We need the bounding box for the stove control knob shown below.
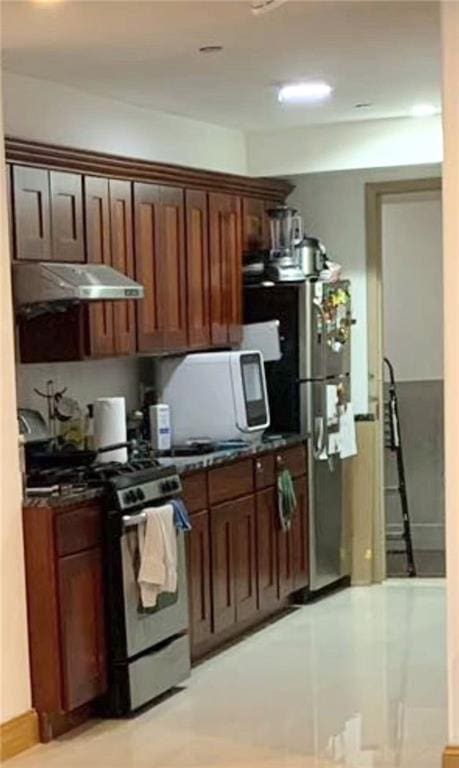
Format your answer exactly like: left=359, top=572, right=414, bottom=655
left=136, top=488, right=145, bottom=502
left=162, top=480, right=171, bottom=493
left=170, top=479, right=179, bottom=491
left=124, top=490, right=134, bottom=505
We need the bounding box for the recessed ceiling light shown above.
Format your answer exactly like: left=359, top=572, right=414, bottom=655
left=411, top=103, right=439, bottom=117
left=278, top=81, right=332, bottom=104
left=198, top=45, right=223, bottom=55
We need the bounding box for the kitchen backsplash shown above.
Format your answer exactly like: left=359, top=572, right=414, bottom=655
left=17, top=357, right=142, bottom=419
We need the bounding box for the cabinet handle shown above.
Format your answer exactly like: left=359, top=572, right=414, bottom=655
left=276, top=454, right=284, bottom=467
left=256, top=460, right=262, bottom=471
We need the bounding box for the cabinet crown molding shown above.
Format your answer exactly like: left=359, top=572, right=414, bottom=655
left=5, top=136, right=293, bottom=202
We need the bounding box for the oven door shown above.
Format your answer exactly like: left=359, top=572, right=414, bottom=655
left=119, top=516, right=189, bottom=661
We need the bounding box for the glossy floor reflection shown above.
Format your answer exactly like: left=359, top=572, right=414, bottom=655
left=10, top=580, right=447, bottom=768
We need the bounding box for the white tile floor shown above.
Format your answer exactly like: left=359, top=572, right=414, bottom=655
left=9, top=580, right=447, bottom=768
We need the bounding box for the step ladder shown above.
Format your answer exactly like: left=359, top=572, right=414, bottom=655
left=384, top=357, right=416, bottom=577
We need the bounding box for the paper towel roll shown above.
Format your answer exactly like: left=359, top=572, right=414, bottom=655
left=93, top=397, right=128, bottom=464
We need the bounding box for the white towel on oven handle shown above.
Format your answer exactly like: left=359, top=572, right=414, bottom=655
left=137, top=504, right=177, bottom=608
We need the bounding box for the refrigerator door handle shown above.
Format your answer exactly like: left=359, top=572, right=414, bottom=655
left=312, top=298, right=329, bottom=460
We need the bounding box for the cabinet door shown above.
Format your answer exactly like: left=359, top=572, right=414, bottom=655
left=233, top=495, right=257, bottom=623
left=186, top=510, right=212, bottom=651
left=85, top=176, right=115, bottom=357
left=12, top=165, right=52, bottom=261
left=50, top=171, right=85, bottom=262
left=210, top=501, right=236, bottom=633
left=292, top=475, right=309, bottom=590
left=226, top=196, right=243, bottom=346
left=110, top=179, right=136, bottom=355
left=185, top=189, right=210, bottom=348
left=159, top=185, right=187, bottom=349
left=134, top=182, right=161, bottom=351
left=278, top=525, right=294, bottom=600
left=256, top=488, right=279, bottom=611
left=209, top=193, right=242, bottom=347
left=242, top=197, right=270, bottom=252
left=58, top=548, right=107, bottom=711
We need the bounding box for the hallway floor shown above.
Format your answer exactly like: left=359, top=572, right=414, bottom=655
left=9, top=580, right=447, bottom=768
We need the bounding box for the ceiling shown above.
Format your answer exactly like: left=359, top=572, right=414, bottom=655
left=1, top=1, right=441, bottom=132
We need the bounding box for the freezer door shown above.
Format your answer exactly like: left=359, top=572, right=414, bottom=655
left=308, top=447, right=346, bottom=592
left=310, top=280, right=352, bottom=380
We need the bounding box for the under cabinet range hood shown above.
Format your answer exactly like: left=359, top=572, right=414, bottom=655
left=13, top=262, right=144, bottom=315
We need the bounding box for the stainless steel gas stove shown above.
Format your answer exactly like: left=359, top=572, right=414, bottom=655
left=29, top=459, right=191, bottom=717
left=103, top=461, right=190, bottom=716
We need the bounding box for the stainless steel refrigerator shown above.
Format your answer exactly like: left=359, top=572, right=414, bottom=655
left=244, top=278, right=353, bottom=593
left=299, top=278, right=352, bottom=592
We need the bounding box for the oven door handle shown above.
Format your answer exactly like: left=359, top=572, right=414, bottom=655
left=122, top=512, right=147, bottom=529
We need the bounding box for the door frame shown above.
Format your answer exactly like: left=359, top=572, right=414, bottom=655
left=365, top=176, right=442, bottom=578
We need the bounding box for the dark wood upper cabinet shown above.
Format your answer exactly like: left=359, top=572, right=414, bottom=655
left=159, top=185, right=187, bottom=349
left=12, top=165, right=52, bottom=261
left=57, top=548, right=107, bottom=712
left=134, top=182, right=161, bottom=351
left=110, top=179, right=136, bottom=356
left=85, top=176, right=115, bottom=357
left=186, top=509, right=213, bottom=653
left=134, top=183, right=186, bottom=352
left=208, top=192, right=242, bottom=347
left=242, top=197, right=270, bottom=253
left=50, top=171, right=85, bottom=263
left=185, top=189, right=210, bottom=349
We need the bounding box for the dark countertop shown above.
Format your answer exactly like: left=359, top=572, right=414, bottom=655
left=23, top=487, right=105, bottom=510
left=167, top=433, right=307, bottom=476
left=23, top=434, right=307, bottom=508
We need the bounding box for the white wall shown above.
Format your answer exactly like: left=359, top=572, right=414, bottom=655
left=442, top=0, right=459, bottom=747
left=17, top=357, right=141, bottom=421
left=2, top=72, right=247, bottom=175
left=382, top=191, right=443, bottom=382
left=247, top=115, right=442, bottom=177
left=289, top=164, right=441, bottom=415
left=0, top=70, right=31, bottom=722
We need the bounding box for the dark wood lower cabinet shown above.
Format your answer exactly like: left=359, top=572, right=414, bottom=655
left=233, top=495, right=257, bottom=623
left=187, top=448, right=310, bottom=660
left=210, top=494, right=257, bottom=633
left=186, top=510, right=213, bottom=651
left=256, top=488, right=279, bottom=611
left=58, top=548, right=107, bottom=711
left=210, top=501, right=236, bottom=633
left=23, top=500, right=107, bottom=741
left=278, top=525, right=294, bottom=599
left=292, top=476, right=309, bottom=590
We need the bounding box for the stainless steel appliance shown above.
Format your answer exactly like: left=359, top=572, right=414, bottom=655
left=26, top=458, right=191, bottom=715
left=266, top=205, right=305, bottom=283
left=244, top=278, right=353, bottom=593
left=104, top=463, right=190, bottom=715
left=13, top=262, right=144, bottom=315
left=296, top=236, right=327, bottom=277
left=151, top=351, right=270, bottom=445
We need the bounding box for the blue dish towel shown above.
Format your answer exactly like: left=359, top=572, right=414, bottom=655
left=171, top=498, right=192, bottom=532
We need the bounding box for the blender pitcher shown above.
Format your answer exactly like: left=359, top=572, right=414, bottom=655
left=267, top=205, right=303, bottom=253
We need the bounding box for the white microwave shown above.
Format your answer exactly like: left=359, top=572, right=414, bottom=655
left=156, top=351, right=270, bottom=445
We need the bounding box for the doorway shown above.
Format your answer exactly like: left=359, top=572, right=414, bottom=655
left=366, top=178, right=444, bottom=578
